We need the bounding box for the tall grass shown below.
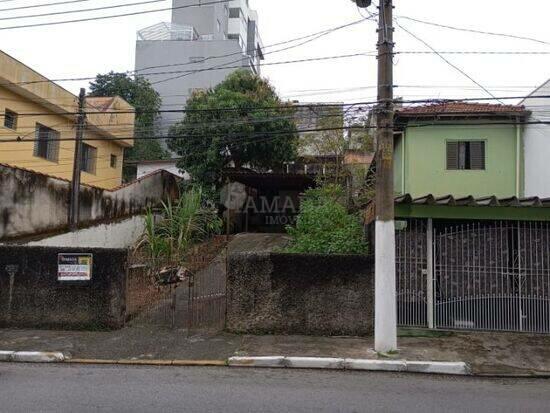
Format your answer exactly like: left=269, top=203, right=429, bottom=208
left=135, top=187, right=223, bottom=265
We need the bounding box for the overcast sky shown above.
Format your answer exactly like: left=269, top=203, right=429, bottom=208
left=1, top=0, right=549, bottom=104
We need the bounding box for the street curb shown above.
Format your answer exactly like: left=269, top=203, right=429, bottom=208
left=227, top=356, right=471, bottom=376
left=66, top=358, right=227, bottom=367
left=0, top=352, right=486, bottom=376
left=0, top=351, right=64, bottom=363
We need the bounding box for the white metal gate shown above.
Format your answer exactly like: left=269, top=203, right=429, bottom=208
left=434, top=221, right=550, bottom=333
left=397, top=220, right=550, bottom=334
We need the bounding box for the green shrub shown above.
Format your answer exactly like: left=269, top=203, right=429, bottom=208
left=285, top=185, right=368, bottom=255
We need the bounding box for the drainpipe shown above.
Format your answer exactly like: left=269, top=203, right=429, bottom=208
left=401, top=132, right=406, bottom=195
left=515, top=117, right=521, bottom=198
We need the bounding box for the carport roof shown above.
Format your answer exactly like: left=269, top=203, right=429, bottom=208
left=395, top=194, right=550, bottom=208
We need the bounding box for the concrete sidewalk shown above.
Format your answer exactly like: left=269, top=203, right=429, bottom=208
left=2, top=326, right=550, bottom=376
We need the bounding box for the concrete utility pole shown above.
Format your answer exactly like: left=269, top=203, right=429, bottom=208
left=353, top=0, right=397, bottom=352
left=69, top=88, right=86, bottom=230
left=373, top=0, right=397, bottom=352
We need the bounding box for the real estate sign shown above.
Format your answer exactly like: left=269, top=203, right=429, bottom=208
left=57, top=254, right=93, bottom=281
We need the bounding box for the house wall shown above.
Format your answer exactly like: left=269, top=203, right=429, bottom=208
left=0, top=165, right=180, bottom=240
left=522, top=81, right=550, bottom=198
left=399, top=122, right=520, bottom=198
left=0, top=87, right=126, bottom=189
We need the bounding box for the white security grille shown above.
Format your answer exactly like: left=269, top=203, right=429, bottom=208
left=397, top=219, right=550, bottom=334
left=396, top=219, right=428, bottom=328
left=434, top=221, right=550, bottom=333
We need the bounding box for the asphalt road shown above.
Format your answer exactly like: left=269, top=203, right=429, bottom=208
left=1, top=364, right=550, bottom=412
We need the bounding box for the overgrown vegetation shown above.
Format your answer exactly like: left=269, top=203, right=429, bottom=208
left=285, top=184, right=368, bottom=255
left=168, top=70, right=298, bottom=194
left=135, top=187, right=223, bottom=265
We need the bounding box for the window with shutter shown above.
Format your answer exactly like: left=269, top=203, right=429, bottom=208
left=469, top=141, right=485, bottom=170
left=446, top=140, right=485, bottom=170
left=446, top=141, right=459, bottom=169
left=4, top=109, right=17, bottom=130
left=33, top=123, right=59, bottom=162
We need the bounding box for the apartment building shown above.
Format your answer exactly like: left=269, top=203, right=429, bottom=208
left=135, top=0, right=264, bottom=134
left=0, top=50, right=135, bottom=190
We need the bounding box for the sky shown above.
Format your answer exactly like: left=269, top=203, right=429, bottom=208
left=0, top=0, right=549, bottom=105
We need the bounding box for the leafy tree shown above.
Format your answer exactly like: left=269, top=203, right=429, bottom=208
left=348, top=122, right=375, bottom=153
left=285, top=184, right=368, bottom=255
left=168, top=70, right=298, bottom=190
left=299, top=106, right=347, bottom=179
left=88, top=72, right=169, bottom=181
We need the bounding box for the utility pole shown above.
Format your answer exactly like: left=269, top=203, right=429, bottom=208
left=352, top=0, right=397, bottom=352
left=69, top=88, right=86, bottom=230
left=374, top=0, right=397, bottom=352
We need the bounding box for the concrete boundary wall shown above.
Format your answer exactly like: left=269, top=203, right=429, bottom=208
left=227, top=252, right=374, bottom=336
left=0, top=246, right=127, bottom=329
left=0, top=165, right=180, bottom=241
left=25, top=216, right=146, bottom=249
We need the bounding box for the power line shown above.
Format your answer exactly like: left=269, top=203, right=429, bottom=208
left=399, top=50, right=550, bottom=55
left=135, top=18, right=369, bottom=74
left=4, top=119, right=550, bottom=146
left=0, top=125, right=367, bottom=144
left=395, top=20, right=503, bottom=103
left=3, top=94, right=550, bottom=119
left=397, top=15, right=550, bottom=47
left=0, top=0, right=100, bottom=13
left=6, top=52, right=375, bottom=86
left=0, top=0, right=168, bottom=21
left=0, top=0, right=230, bottom=31
left=0, top=100, right=373, bottom=117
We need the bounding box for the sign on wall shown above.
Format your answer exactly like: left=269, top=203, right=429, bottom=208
left=57, top=254, right=93, bottom=281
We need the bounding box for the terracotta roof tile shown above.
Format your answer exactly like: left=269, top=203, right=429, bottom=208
left=396, top=102, right=527, bottom=116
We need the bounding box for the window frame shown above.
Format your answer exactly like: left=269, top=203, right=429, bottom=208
left=446, top=139, right=487, bottom=171
left=80, top=143, right=97, bottom=175
left=3, top=109, right=17, bottom=130
left=33, top=123, right=60, bottom=162
left=110, top=154, right=118, bottom=169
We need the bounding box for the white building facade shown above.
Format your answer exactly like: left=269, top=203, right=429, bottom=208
left=522, top=79, right=550, bottom=198
left=135, top=0, right=263, bottom=134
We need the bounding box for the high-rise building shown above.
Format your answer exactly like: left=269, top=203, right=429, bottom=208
left=135, top=0, right=263, bottom=137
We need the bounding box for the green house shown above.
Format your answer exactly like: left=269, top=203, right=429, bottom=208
left=368, top=103, right=550, bottom=335
left=393, top=102, right=528, bottom=199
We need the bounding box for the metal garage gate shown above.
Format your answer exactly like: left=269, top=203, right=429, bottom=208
left=397, top=219, right=550, bottom=334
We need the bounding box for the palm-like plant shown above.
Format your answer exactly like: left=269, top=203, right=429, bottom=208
left=136, top=187, right=223, bottom=266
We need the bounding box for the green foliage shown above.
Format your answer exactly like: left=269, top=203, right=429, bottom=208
left=135, top=187, right=223, bottom=264
left=89, top=72, right=169, bottom=181
left=348, top=122, right=375, bottom=152
left=285, top=185, right=368, bottom=255
left=299, top=106, right=347, bottom=179
left=168, top=70, right=298, bottom=189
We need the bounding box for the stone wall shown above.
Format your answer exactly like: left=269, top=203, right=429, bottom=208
left=0, top=164, right=180, bottom=241
left=0, top=246, right=127, bottom=329
left=227, top=252, right=374, bottom=336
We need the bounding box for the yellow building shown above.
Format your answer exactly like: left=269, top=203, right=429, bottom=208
left=0, top=50, right=134, bottom=189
